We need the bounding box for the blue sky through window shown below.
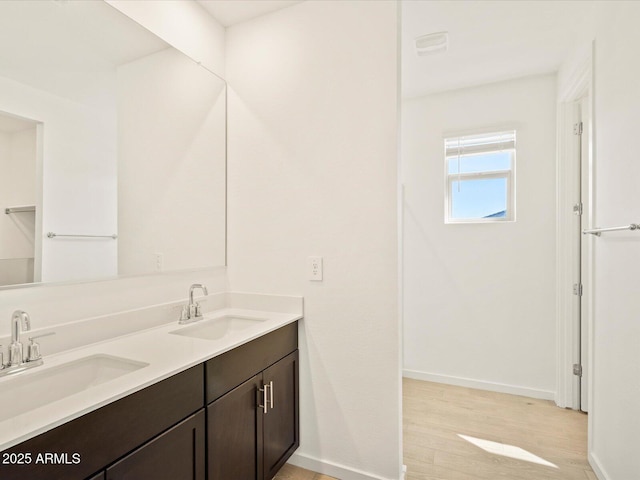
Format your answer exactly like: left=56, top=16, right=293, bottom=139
left=450, top=177, right=507, bottom=219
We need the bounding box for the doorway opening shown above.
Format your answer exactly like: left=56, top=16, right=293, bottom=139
left=0, top=110, right=40, bottom=286
left=400, top=1, right=596, bottom=478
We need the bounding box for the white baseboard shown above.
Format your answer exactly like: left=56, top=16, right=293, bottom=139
left=403, top=369, right=555, bottom=401
left=288, top=452, right=400, bottom=480
left=588, top=452, right=611, bottom=480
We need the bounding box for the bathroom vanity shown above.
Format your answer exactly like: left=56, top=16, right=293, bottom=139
left=0, top=296, right=301, bottom=480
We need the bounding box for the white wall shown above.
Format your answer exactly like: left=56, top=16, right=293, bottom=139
left=117, top=48, right=226, bottom=275
left=0, top=2, right=227, bottom=336
left=226, top=2, right=401, bottom=479
left=402, top=75, right=558, bottom=399
left=574, top=2, right=640, bottom=478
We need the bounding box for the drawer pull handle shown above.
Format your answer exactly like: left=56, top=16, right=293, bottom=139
left=258, top=385, right=268, bottom=414
left=259, top=381, right=275, bottom=413
left=268, top=381, right=274, bottom=410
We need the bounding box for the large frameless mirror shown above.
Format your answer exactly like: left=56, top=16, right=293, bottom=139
left=0, top=0, right=226, bottom=288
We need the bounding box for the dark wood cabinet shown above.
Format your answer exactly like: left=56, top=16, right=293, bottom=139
left=207, top=348, right=299, bottom=480
left=106, top=410, right=205, bottom=480
left=1, top=322, right=299, bottom=480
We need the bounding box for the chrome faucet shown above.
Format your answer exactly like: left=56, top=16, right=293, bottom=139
left=9, top=310, right=30, bottom=367
left=179, top=284, right=209, bottom=324
left=1, top=310, right=54, bottom=377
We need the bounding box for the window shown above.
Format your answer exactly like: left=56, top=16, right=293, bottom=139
left=444, top=130, right=516, bottom=223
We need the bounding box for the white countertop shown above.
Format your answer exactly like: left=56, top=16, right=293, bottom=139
left=0, top=306, right=301, bottom=451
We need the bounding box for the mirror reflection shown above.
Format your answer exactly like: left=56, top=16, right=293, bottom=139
left=0, top=1, right=226, bottom=288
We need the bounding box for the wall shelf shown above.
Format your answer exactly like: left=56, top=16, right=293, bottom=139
left=4, top=205, right=35, bottom=214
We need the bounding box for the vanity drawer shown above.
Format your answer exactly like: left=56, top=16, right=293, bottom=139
left=205, top=322, right=297, bottom=403
left=0, top=364, right=204, bottom=480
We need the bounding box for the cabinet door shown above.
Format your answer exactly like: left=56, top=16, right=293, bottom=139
left=263, top=350, right=299, bottom=480
left=208, top=373, right=264, bottom=480
left=106, top=410, right=205, bottom=480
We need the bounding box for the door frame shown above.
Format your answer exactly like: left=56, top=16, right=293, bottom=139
left=555, top=52, right=593, bottom=411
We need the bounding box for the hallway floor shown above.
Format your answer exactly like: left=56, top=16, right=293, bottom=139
left=403, top=378, right=597, bottom=480
left=274, top=463, right=337, bottom=479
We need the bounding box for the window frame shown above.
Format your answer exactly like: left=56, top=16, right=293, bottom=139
left=444, top=131, right=516, bottom=224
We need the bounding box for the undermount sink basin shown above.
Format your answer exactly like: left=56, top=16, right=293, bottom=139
left=0, top=354, right=148, bottom=422
left=170, top=315, right=266, bottom=341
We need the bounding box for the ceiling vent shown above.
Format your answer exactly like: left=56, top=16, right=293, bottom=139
left=415, top=31, right=448, bottom=56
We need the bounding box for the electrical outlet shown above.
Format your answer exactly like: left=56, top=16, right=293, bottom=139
left=308, top=256, right=323, bottom=281
left=154, top=253, right=163, bottom=272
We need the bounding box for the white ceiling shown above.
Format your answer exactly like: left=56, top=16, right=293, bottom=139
left=197, top=0, right=302, bottom=27
left=402, top=0, right=596, bottom=98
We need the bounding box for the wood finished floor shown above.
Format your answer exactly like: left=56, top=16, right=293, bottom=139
left=273, top=463, right=336, bottom=480
left=403, top=378, right=596, bottom=480
left=275, top=379, right=595, bottom=480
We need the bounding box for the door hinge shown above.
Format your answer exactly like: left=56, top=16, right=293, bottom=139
left=573, top=364, right=583, bottom=377
left=573, top=203, right=583, bottom=216
left=574, top=122, right=583, bottom=135
left=573, top=283, right=583, bottom=296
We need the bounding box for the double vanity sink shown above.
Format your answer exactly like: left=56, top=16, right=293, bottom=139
left=0, top=292, right=302, bottom=480
left=2, top=314, right=268, bottom=422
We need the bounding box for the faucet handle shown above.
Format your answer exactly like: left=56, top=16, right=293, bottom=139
left=179, top=305, right=190, bottom=323
left=26, top=332, right=55, bottom=363
left=189, top=302, right=199, bottom=319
